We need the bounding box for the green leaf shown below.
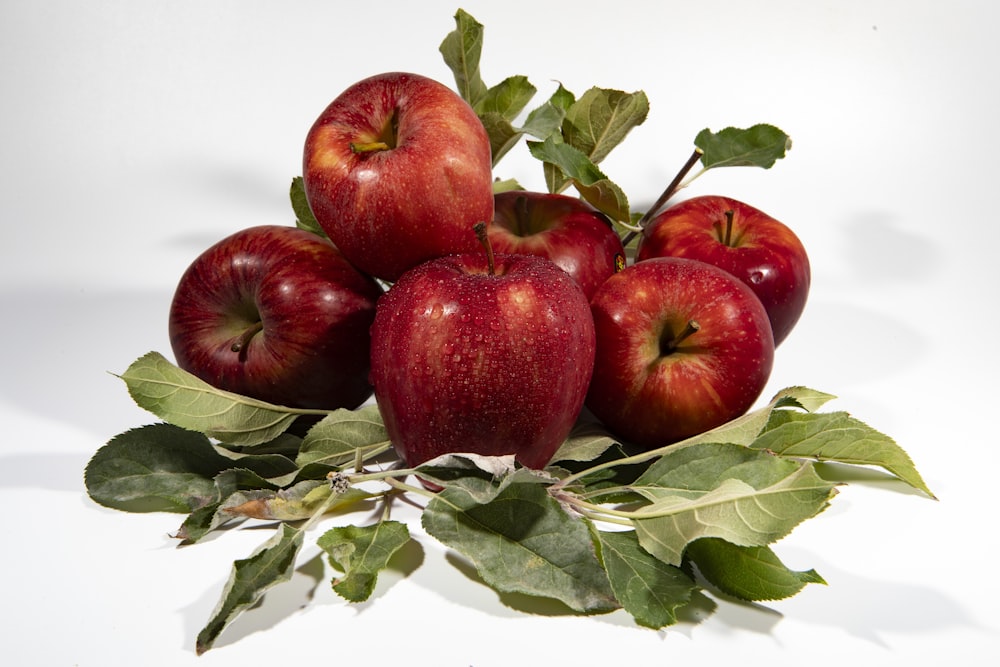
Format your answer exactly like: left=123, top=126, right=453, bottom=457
left=173, top=468, right=263, bottom=544
left=422, top=479, right=618, bottom=612
left=752, top=410, right=936, bottom=498
left=294, top=404, right=391, bottom=470
left=416, top=453, right=554, bottom=503
left=85, top=423, right=231, bottom=513
left=550, top=420, right=620, bottom=463
left=117, top=351, right=318, bottom=446
left=211, top=446, right=299, bottom=487
left=491, top=177, right=525, bottom=194
left=682, top=386, right=837, bottom=448
left=317, top=521, right=411, bottom=602
left=439, top=8, right=487, bottom=107
left=221, top=480, right=371, bottom=522
left=196, top=523, right=304, bottom=655
left=561, top=87, right=649, bottom=166
left=289, top=176, right=324, bottom=236
left=630, top=443, right=837, bottom=566
left=476, top=74, right=536, bottom=121
left=519, top=84, right=572, bottom=140
left=695, top=124, right=792, bottom=169
left=597, top=530, right=697, bottom=628
left=478, top=112, right=524, bottom=166
left=685, top=538, right=825, bottom=601
left=528, top=137, right=631, bottom=222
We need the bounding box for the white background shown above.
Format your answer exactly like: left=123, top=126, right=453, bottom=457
left=2, top=0, right=997, bottom=664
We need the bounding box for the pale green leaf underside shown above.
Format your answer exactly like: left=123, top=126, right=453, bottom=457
left=632, top=450, right=837, bottom=566
left=117, top=351, right=313, bottom=446
left=295, top=404, right=390, bottom=469
left=753, top=410, right=935, bottom=498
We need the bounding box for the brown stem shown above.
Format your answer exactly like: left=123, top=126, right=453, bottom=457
left=660, top=320, right=700, bottom=355
left=723, top=209, right=734, bottom=246
left=473, top=221, right=495, bottom=276
left=231, top=320, right=264, bottom=358
left=621, top=147, right=704, bottom=247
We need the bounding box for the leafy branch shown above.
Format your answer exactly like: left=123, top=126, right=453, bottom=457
left=439, top=9, right=792, bottom=238
left=86, top=353, right=934, bottom=652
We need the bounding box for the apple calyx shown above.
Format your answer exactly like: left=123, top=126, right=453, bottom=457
left=659, top=319, right=700, bottom=356
left=473, top=221, right=496, bottom=276
left=231, top=320, right=264, bottom=359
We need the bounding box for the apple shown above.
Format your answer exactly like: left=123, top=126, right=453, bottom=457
left=168, top=225, right=384, bottom=410
left=369, top=225, right=596, bottom=469
left=635, top=195, right=810, bottom=346
left=585, top=256, right=774, bottom=449
left=487, top=190, right=626, bottom=300
left=302, top=71, right=495, bottom=282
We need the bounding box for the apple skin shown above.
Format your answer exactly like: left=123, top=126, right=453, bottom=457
left=168, top=225, right=384, bottom=410
left=302, top=71, right=495, bottom=282
left=487, top=190, right=626, bottom=300
left=369, top=252, right=596, bottom=469
left=636, top=195, right=810, bottom=346
left=585, top=256, right=774, bottom=449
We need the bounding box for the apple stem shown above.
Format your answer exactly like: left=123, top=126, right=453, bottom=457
left=231, top=320, right=264, bottom=359
left=621, top=147, right=704, bottom=247
left=722, top=209, right=735, bottom=246
left=661, top=320, right=700, bottom=355
left=473, top=221, right=496, bottom=276
left=350, top=141, right=391, bottom=154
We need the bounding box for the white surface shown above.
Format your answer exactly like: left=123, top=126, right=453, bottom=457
left=2, top=0, right=997, bottom=664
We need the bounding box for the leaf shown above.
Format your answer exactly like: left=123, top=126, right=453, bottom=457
left=210, top=446, right=299, bottom=487
left=528, top=137, right=631, bottom=222
left=85, top=423, right=231, bottom=513
left=294, top=404, right=391, bottom=469
left=476, top=74, right=536, bottom=121
left=416, top=454, right=554, bottom=504
left=439, top=8, right=487, bottom=107
left=317, top=521, right=411, bottom=602
left=478, top=112, right=524, bottom=166
left=630, top=443, right=837, bottom=566
left=685, top=538, right=825, bottom=601
left=289, top=176, right=324, bottom=236
left=751, top=410, right=936, bottom=498
left=550, top=420, right=620, bottom=463
left=561, top=87, right=649, bottom=166
left=491, top=177, right=525, bottom=194
left=695, top=123, right=792, bottom=170
left=117, top=352, right=315, bottom=446
left=681, top=385, right=837, bottom=449
left=597, top=530, right=697, bottom=628
left=423, top=479, right=618, bottom=612
left=519, top=85, right=571, bottom=140
left=222, top=480, right=371, bottom=522
left=196, top=523, right=304, bottom=655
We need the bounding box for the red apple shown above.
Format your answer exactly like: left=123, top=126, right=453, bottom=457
left=636, top=195, right=810, bottom=346
left=168, top=225, right=383, bottom=410
left=369, top=230, right=596, bottom=469
left=302, top=71, right=495, bottom=282
left=487, top=190, right=626, bottom=300
left=585, top=256, right=774, bottom=449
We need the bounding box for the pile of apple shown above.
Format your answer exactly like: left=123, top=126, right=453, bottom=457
left=168, top=71, right=810, bottom=472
